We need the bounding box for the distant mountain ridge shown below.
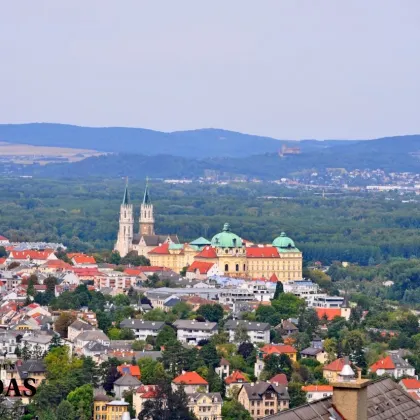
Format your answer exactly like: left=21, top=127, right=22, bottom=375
left=1, top=123, right=419, bottom=178
left=0, top=123, right=289, bottom=158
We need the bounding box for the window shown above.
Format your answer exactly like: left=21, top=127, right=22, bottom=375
left=236, top=264, right=239, bottom=272
left=225, top=264, right=229, bottom=272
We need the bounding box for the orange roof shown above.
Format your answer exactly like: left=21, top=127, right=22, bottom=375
left=44, top=259, right=72, bottom=269
left=269, top=273, right=279, bottom=282
left=269, top=373, right=288, bottom=386
left=0, top=258, right=6, bottom=265
left=315, top=308, right=342, bottom=321
left=302, top=385, right=333, bottom=392
left=124, top=268, right=142, bottom=276
left=10, top=250, right=54, bottom=260
left=401, top=378, right=420, bottom=390
left=72, top=255, right=96, bottom=264
left=261, top=344, right=297, bottom=355
left=195, top=246, right=217, bottom=259
left=70, top=268, right=101, bottom=276
left=246, top=247, right=280, bottom=258
left=149, top=243, right=170, bottom=255
left=187, top=261, right=215, bottom=274
left=323, top=358, right=346, bottom=372
left=173, top=371, right=208, bottom=385
left=118, top=364, right=141, bottom=378
left=136, top=385, right=158, bottom=398
left=408, top=391, right=420, bottom=401
left=225, top=370, right=248, bottom=385
left=370, top=356, right=395, bottom=372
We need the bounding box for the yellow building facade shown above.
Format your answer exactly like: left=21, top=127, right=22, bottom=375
left=148, top=223, right=303, bottom=282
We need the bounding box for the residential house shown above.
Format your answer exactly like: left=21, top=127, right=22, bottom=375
left=16, top=359, right=47, bottom=388
left=113, top=373, right=142, bottom=399
left=173, top=320, right=218, bottom=345
left=370, top=354, right=415, bottom=379
left=275, top=319, right=298, bottom=337
left=133, top=385, right=159, bottom=417
left=267, top=374, right=288, bottom=387
left=119, top=319, right=165, bottom=341
left=74, top=330, right=110, bottom=353
left=215, top=357, right=230, bottom=380
left=186, top=261, right=219, bottom=280
left=67, top=319, right=97, bottom=342
left=117, top=364, right=141, bottom=380
left=225, top=320, right=270, bottom=345
left=225, top=370, right=249, bottom=397
left=0, top=331, right=18, bottom=354
left=93, top=396, right=130, bottom=420
left=71, top=254, right=97, bottom=267
left=20, top=333, right=53, bottom=354
left=237, top=382, right=290, bottom=420
left=323, top=358, right=361, bottom=383
left=399, top=378, right=420, bottom=401
left=302, top=384, right=333, bottom=402
left=188, top=392, right=222, bottom=420
left=255, top=344, right=297, bottom=378
left=172, top=371, right=209, bottom=394
left=7, top=250, right=57, bottom=265
left=300, top=337, right=328, bottom=364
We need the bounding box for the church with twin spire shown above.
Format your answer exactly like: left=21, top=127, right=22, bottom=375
left=114, top=180, right=180, bottom=257
left=114, top=180, right=303, bottom=282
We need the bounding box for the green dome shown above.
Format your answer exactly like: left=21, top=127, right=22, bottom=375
left=272, top=232, right=296, bottom=248
left=211, top=223, right=243, bottom=248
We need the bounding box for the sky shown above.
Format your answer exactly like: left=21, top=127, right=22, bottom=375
left=1, top=1, right=419, bottom=140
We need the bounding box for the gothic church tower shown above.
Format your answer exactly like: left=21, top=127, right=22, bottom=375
left=115, top=181, right=134, bottom=257
left=139, top=178, right=155, bottom=236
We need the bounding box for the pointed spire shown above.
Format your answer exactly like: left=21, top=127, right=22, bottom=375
left=122, top=177, right=129, bottom=205
left=142, top=177, right=151, bottom=204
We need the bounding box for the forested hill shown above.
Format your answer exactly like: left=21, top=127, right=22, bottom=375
left=0, top=123, right=289, bottom=158
left=28, top=135, right=420, bottom=179
left=0, top=122, right=370, bottom=158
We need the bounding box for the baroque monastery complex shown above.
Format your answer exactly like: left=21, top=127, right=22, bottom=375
left=114, top=181, right=302, bottom=282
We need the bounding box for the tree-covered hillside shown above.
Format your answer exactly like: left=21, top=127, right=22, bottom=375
left=0, top=178, right=419, bottom=264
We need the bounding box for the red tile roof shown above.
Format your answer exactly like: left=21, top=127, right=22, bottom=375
left=246, top=247, right=280, bottom=258
left=44, top=259, right=72, bottom=269
left=173, top=371, right=208, bottom=385
left=225, top=370, right=248, bottom=385
left=261, top=344, right=297, bottom=355
left=408, top=391, right=420, bottom=401
left=195, top=246, right=217, bottom=259
left=149, top=243, right=170, bottom=255
left=0, top=258, right=6, bottom=265
left=315, top=308, right=342, bottom=321
left=323, top=358, right=346, bottom=372
left=302, top=385, right=333, bottom=392
left=70, top=268, right=101, bottom=277
left=72, top=255, right=96, bottom=264
left=269, top=373, right=288, bottom=386
left=269, top=273, right=279, bottom=282
left=0, top=235, right=9, bottom=241
left=400, top=378, right=420, bottom=390
left=136, top=385, right=158, bottom=398
left=370, top=356, right=395, bottom=373
left=10, top=250, right=54, bottom=260
left=118, top=364, right=141, bottom=378
left=187, top=261, right=215, bottom=275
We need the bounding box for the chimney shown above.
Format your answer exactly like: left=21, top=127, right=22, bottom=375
left=331, top=357, right=370, bottom=420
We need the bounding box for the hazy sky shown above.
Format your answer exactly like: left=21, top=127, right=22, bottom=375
left=1, top=1, right=419, bottom=140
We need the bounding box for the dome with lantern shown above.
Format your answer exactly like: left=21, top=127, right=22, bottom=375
left=211, top=223, right=243, bottom=248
